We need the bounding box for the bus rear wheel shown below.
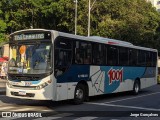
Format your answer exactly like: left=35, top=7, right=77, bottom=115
left=73, top=84, right=85, bottom=104
left=133, top=81, right=140, bottom=95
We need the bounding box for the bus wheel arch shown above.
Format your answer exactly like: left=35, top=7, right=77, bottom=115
left=73, top=80, right=89, bottom=104
left=132, top=78, right=141, bottom=95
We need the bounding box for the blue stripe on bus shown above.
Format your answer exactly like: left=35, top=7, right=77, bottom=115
left=56, top=65, right=156, bottom=93
left=56, top=65, right=90, bottom=83
left=11, top=80, right=41, bottom=84
left=100, top=66, right=146, bottom=93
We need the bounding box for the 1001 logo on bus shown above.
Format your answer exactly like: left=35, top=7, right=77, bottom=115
left=108, top=68, right=123, bottom=85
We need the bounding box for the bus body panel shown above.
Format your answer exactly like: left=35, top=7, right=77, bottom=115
left=55, top=65, right=156, bottom=97
left=56, top=82, right=77, bottom=101
left=57, top=65, right=156, bottom=95
left=6, top=75, right=56, bottom=100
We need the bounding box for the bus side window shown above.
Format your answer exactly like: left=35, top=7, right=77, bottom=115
left=146, top=52, right=152, bottom=66
left=152, top=52, right=157, bottom=67
left=54, top=37, right=72, bottom=77
left=84, top=55, right=91, bottom=64
left=75, top=41, right=83, bottom=64
left=75, top=52, right=83, bottom=64
left=107, top=46, right=118, bottom=66
left=93, top=44, right=105, bottom=65
left=129, top=49, right=137, bottom=66
left=137, top=50, right=146, bottom=66
left=58, top=51, right=64, bottom=66
left=82, top=43, right=92, bottom=64
left=119, top=47, right=129, bottom=66
left=74, top=41, right=92, bottom=64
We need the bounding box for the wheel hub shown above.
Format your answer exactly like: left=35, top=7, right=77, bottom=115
left=76, top=89, right=83, bottom=99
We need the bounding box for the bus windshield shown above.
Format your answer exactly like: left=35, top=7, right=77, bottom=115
left=8, top=43, right=52, bottom=75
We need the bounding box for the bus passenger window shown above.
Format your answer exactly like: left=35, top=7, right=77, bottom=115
left=138, top=50, right=146, bottom=66
left=107, top=46, right=118, bottom=65
left=129, top=49, right=137, bottom=66
left=54, top=37, right=72, bottom=77
left=119, top=47, right=129, bottom=66
left=93, top=44, right=105, bottom=65
left=84, top=55, right=91, bottom=64
left=74, top=41, right=92, bottom=64
left=75, top=53, right=83, bottom=64
left=152, top=52, right=157, bottom=67
left=58, top=51, right=64, bottom=66
left=146, top=52, right=152, bottom=66
left=81, top=42, right=92, bottom=64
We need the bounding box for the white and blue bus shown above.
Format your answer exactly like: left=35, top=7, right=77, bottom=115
left=7, top=29, right=157, bottom=104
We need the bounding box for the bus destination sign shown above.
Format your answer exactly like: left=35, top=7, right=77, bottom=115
left=14, top=33, right=45, bottom=40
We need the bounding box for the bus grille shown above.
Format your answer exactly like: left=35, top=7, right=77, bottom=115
left=11, top=85, right=36, bottom=90
left=11, top=92, right=35, bottom=97
left=8, top=75, right=41, bottom=81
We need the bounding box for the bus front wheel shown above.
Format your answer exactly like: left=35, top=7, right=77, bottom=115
left=73, top=84, right=85, bottom=104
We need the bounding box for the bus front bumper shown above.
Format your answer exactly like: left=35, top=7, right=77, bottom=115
left=6, top=84, right=53, bottom=100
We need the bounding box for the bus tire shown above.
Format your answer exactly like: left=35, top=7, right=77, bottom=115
left=132, top=80, right=140, bottom=95
left=73, top=84, right=85, bottom=104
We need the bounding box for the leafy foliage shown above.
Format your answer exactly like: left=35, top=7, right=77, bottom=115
left=0, top=0, right=160, bottom=51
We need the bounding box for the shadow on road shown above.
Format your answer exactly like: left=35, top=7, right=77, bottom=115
left=0, top=86, right=157, bottom=109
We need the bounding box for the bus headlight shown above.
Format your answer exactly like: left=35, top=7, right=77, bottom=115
left=35, top=80, right=52, bottom=90
left=7, top=82, right=13, bottom=88
left=35, top=86, right=41, bottom=90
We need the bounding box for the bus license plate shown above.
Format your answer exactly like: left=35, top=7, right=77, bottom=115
left=25, top=82, right=32, bottom=86
left=18, top=91, right=26, bottom=96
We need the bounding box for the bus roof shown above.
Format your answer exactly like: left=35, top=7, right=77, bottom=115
left=10, top=29, right=51, bottom=35
left=58, top=31, right=157, bottom=52
left=89, top=36, right=133, bottom=46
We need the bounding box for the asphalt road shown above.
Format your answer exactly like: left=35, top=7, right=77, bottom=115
left=0, top=84, right=160, bottom=120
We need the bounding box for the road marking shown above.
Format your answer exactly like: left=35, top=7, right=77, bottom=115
left=74, top=117, right=98, bottom=120
left=34, top=113, right=73, bottom=120
left=40, top=109, right=53, bottom=112
left=0, top=104, right=52, bottom=112
left=0, top=106, right=16, bottom=110
left=11, top=107, right=52, bottom=112
left=12, top=107, right=40, bottom=112
left=105, top=91, right=160, bottom=104
left=34, top=117, right=61, bottom=120
left=87, top=102, right=160, bottom=111
left=0, top=118, right=16, bottom=120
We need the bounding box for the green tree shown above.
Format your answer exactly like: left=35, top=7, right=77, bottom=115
left=0, top=0, right=160, bottom=49
left=0, top=19, right=7, bottom=42
left=90, top=0, right=160, bottom=47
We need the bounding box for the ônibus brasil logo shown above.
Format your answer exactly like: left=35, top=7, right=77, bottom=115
left=108, top=68, right=123, bottom=85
